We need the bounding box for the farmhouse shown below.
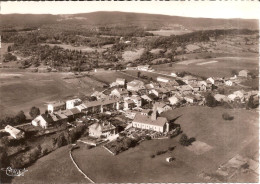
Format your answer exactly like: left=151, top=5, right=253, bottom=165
left=75, top=103, right=87, bottom=112
left=184, top=95, right=196, bottom=103
left=127, top=80, right=145, bottom=91
left=225, top=80, right=233, bottom=86
left=5, top=125, right=25, bottom=139
left=182, top=75, right=197, bottom=84
left=89, top=121, right=116, bottom=138
left=116, top=78, right=126, bottom=86
left=238, top=70, right=249, bottom=77
left=66, top=98, right=82, bottom=109
left=124, top=99, right=136, bottom=110
left=168, top=96, right=182, bottom=105
left=47, top=101, right=66, bottom=113
left=132, top=107, right=169, bottom=133
left=124, top=95, right=142, bottom=107
left=177, top=85, right=193, bottom=95
left=91, top=91, right=107, bottom=100
left=125, top=110, right=139, bottom=119
left=154, top=102, right=172, bottom=114
left=32, top=113, right=54, bottom=129
left=110, top=88, right=128, bottom=98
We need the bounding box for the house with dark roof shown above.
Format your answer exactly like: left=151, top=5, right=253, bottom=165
left=110, top=88, right=128, bottom=98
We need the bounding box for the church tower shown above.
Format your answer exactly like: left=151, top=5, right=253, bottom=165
left=151, top=105, right=158, bottom=121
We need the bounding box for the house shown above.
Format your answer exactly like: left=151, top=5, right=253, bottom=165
left=66, top=98, right=82, bottom=109
left=116, top=78, right=126, bottom=86
left=125, top=110, right=139, bottom=119
left=184, top=95, right=196, bottom=103
left=110, top=88, right=128, bottom=98
left=91, top=91, right=107, bottom=100
left=207, top=77, right=215, bottom=84
left=238, top=70, right=249, bottom=78
left=54, top=111, right=69, bottom=123
left=47, top=101, right=66, bottom=113
left=149, top=88, right=170, bottom=99
left=141, top=109, right=152, bottom=116
left=5, top=125, right=25, bottom=139
left=233, top=90, right=245, bottom=102
left=198, top=81, right=207, bottom=91
left=168, top=96, right=181, bottom=105
left=224, top=80, right=232, bottom=86
left=124, top=95, right=142, bottom=108
left=157, top=76, right=171, bottom=83
left=171, top=72, right=177, bottom=77
left=32, top=113, right=54, bottom=129
left=89, top=121, right=116, bottom=138
left=141, top=94, right=155, bottom=103
left=127, top=80, right=145, bottom=91
left=182, top=75, right=197, bottom=84
left=85, top=98, right=119, bottom=114
left=132, top=106, right=169, bottom=133
left=124, top=99, right=135, bottom=110
left=177, top=85, right=193, bottom=95
left=190, top=83, right=201, bottom=92
left=154, top=102, right=172, bottom=114
left=137, top=65, right=150, bottom=71
left=75, top=103, right=87, bottom=112
left=214, top=94, right=228, bottom=102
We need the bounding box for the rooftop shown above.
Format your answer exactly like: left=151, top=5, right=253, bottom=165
left=133, top=114, right=167, bottom=127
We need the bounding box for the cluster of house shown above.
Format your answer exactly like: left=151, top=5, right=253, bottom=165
left=4, top=67, right=257, bottom=140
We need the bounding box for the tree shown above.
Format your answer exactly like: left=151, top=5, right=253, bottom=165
left=231, top=70, right=238, bottom=76
left=14, top=111, right=26, bottom=124
left=29, top=106, right=40, bottom=119
left=247, top=95, right=259, bottom=109
left=205, top=93, right=218, bottom=107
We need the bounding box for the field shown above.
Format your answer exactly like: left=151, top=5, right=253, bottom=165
left=16, top=106, right=255, bottom=183
left=122, top=48, right=145, bottom=62
left=148, top=30, right=192, bottom=36
left=0, top=69, right=104, bottom=117
left=12, top=146, right=86, bottom=184
left=0, top=69, right=138, bottom=118
left=153, top=54, right=259, bottom=78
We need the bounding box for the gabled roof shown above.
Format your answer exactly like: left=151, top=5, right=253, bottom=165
left=41, top=114, right=54, bottom=124
left=89, top=121, right=116, bottom=132
left=133, top=114, right=167, bottom=127
left=70, top=108, right=81, bottom=115
left=116, top=78, right=126, bottom=82
left=154, top=102, right=168, bottom=109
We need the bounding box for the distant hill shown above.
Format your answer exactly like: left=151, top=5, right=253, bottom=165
left=0, top=11, right=258, bottom=30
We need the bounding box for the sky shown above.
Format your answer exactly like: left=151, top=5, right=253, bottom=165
left=1, top=1, right=259, bottom=19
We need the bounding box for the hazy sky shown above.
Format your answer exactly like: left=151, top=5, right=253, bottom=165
left=1, top=1, right=259, bottom=19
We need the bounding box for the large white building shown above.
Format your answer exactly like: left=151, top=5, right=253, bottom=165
left=132, top=107, right=169, bottom=133
left=47, top=101, right=66, bottom=113
left=66, top=98, right=82, bottom=109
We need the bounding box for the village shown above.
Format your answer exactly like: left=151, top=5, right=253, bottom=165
left=3, top=65, right=259, bottom=157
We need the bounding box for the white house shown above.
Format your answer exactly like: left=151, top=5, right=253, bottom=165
left=110, top=88, right=128, bottom=98
left=32, top=114, right=54, bottom=129
left=66, top=98, right=82, bottom=109
left=47, top=101, right=66, bottom=113
left=214, top=94, right=228, bottom=102
left=207, top=77, right=215, bottom=84
left=225, top=80, right=233, bottom=86
left=184, top=96, right=195, bottom=103
left=88, top=121, right=116, bottom=138
left=5, top=125, right=25, bottom=139
left=168, top=96, right=180, bottom=105
left=154, top=102, right=172, bottom=114
left=116, top=78, right=126, bottom=86
left=171, top=72, right=177, bottom=77
left=132, top=107, right=169, bottom=133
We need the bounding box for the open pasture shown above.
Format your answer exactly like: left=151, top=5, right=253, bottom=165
left=0, top=69, right=103, bottom=117
left=153, top=55, right=258, bottom=78
left=148, top=30, right=192, bottom=36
